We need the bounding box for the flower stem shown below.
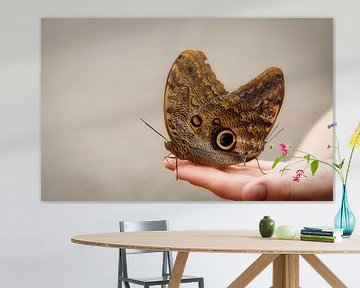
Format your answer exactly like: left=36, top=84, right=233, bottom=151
left=335, top=135, right=345, bottom=181
left=345, top=129, right=360, bottom=185
left=292, top=153, right=344, bottom=183
left=336, top=135, right=342, bottom=165
left=345, top=145, right=357, bottom=185
left=281, top=159, right=306, bottom=170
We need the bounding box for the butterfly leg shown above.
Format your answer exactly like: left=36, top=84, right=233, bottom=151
left=175, top=157, right=179, bottom=180
left=163, top=154, right=179, bottom=180
left=163, top=153, right=176, bottom=164
left=255, top=157, right=267, bottom=175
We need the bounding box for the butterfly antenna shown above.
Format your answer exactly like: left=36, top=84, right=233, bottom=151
left=140, top=118, right=169, bottom=142
left=266, top=127, right=285, bottom=143
left=266, top=124, right=279, bottom=140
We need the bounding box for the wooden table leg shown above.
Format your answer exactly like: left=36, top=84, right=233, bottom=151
left=168, top=252, right=189, bottom=288
left=272, top=254, right=299, bottom=288
left=228, top=254, right=279, bottom=288
left=301, top=254, right=347, bottom=288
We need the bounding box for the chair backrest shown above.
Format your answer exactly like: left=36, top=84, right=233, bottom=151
left=118, top=220, right=174, bottom=281
left=120, top=220, right=168, bottom=232
left=119, top=220, right=169, bottom=254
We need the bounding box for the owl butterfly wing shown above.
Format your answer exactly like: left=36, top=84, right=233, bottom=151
left=181, top=67, right=284, bottom=166
left=164, top=50, right=227, bottom=154
left=230, top=67, right=285, bottom=143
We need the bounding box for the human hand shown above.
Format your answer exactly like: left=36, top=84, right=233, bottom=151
left=163, top=158, right=333, bottom=201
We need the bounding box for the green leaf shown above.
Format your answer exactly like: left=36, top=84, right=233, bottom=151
left=310, top=160, right=319, bottom=176
left=304, top=154, right=311, bottom=164
left=272, top=156, right=282, bottom=169
left=339, top=158, right=345, bottom=169
left=333, top=159, right=345, bottom=169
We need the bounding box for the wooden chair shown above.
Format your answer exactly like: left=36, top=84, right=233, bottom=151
left=118, top=220, right=204, bottom=288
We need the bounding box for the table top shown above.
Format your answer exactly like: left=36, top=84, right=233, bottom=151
left=71, top=230, right=360, bottom=254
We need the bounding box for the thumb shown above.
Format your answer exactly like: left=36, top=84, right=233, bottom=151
left=241, top=183, right=269, bottom=201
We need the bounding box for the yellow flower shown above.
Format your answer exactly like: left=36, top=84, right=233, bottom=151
left=348, top=122, right=360, bottom=147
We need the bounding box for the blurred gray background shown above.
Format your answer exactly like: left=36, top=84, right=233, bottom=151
left=41, top=18, right=333, bottom=200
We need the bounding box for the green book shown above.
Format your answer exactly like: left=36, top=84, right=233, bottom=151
left=300, top=236, right=342, bottom=243
left=300, top=234, right=340, bottom=240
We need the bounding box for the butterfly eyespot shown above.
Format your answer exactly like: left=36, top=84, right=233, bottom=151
left=177, top=54, right=184, bottom=60
left=212, top=118, right=221, bottom=125
left=190, top=115, right=202, bottom=127
left=265, top=82, right=272, bottom=89
left=214, top=129, right=237, bottom=151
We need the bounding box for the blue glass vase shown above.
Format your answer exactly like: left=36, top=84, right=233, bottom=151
left=334, top=185, right=356, bottom=237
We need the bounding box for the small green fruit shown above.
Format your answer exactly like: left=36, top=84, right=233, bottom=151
left=275, top=225, right=297, bottom=240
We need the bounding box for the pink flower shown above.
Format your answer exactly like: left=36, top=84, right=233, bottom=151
left=293, top=169, right=305, bottom=182
left=279, top=143, right=289, bottom=155
left=297, top=169, right=305, bottom=175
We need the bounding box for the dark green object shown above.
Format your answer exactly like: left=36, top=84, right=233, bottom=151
left=259, top=216, right=275, bottom=237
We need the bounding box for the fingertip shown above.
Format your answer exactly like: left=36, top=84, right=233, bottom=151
left=163, top=158, right=175, bottom=170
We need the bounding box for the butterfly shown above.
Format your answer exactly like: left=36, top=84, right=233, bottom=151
left=162, top=50, right=285, bottom=168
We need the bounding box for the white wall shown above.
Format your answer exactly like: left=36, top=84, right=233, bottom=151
left=1, top=0, right=360, bottom=287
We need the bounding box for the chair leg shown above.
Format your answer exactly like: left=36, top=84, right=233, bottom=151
left=199, top=278, right=204, bottom=288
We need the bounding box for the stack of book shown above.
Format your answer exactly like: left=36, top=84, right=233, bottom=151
left=300, top=226, right=344, bottom=243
